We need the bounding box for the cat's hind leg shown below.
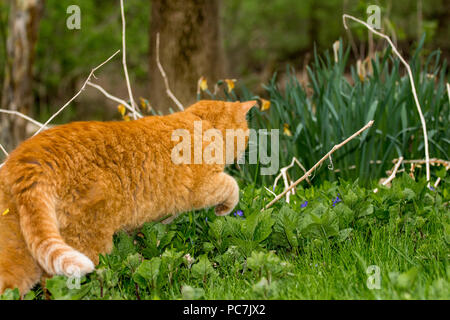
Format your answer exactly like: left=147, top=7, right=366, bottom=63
left=0, top=207, right=42, bottom=295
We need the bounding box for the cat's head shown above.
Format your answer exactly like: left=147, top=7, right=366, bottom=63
left=186, top=100, right=257, bottom=162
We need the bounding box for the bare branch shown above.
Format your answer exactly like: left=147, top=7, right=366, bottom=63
left=447, top=83, right=450, bottom=105
left=120, top=0, right=138, bottom=120
left=264, top=186, right=277, bottom=198
left=156, top=32, right=184, bottom=111
left=33, top=50, right=121, bottom=137
left=343, top=14, right=431, bottom=185
left=264, top=120, right=374, bottom=210
left=434, top=164, right=449, bottom=188
left=0, top=142, right=8, bottom=157
left=374, top=156, right=404, bottom=193
left=0, top=109, right=47, bottom=129
left=272, top=157, right=311, bottom=203
left=86, top=81, right=142, bottom=118
left=393, top=157, right=450, bottom=167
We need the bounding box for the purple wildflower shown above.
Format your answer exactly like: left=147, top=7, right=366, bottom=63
left=332, top=194, right=342, bottom=207
left=428, top=186, right=435, bottom=191
left=301, top=201, right=308, bottom=208
left=234, top=210, right=244, bottom=217
left=205, top=217, right=208, bottom=222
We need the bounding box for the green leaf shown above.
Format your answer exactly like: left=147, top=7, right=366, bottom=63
left=191, top=255, right=217, bottom=281
left=133, top=257, right=161, bottom=288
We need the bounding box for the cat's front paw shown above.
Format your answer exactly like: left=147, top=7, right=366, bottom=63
left=53, top=250, right=95, bottom=277
left=215, top=203, right=233, bottom=216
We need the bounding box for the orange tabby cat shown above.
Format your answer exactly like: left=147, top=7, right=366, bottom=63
left=0, top=100, right=256, bottom=294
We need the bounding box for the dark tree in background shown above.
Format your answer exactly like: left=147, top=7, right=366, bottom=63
left=1, top=0, right=43, bottom=153
left=149, top=0, right=223, bottom=110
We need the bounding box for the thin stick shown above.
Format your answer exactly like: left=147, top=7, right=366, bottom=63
left=343, top=14, right=431, bottom=185
left=374, top=156, right=404, bottom=193
left=33, top=50, right=121, bottom=136
left=156, top=33, right=184, bottom=111
left=86, top=81, right=142, bottom=118
left=272, top=157, right=311, bottom=203
left=434, top=165, right=449, bottom=188
left=393, top=158, right=450, bottom=167
left=447, top=83, right=450, bottom=106
left=0, top=142, right=8, bottom=157
left=264, top=120, right=374, bottom=210
left=120, top=0, right=138, bottom=120
left=0, top=109, right=47, bottom=129
left=264, top=186, right=277, bottom=198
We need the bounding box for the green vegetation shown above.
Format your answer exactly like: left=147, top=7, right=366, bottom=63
left=208, top=41, right=449, bottom=187
left=0, top=0, right=448, bottom=301
left=1, top=172, right=448, bottom=300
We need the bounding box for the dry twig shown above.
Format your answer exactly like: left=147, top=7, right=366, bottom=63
left=264, top=120, right=374, bottom=210
left=33, top=50, right=121, bottom=137
left=374, top=156, right=404, bottom=193
left=343, top=14, right=431, bottom=185
left=272, top=157, right=311, bottom=203
left=156, top=33, right=184, bottom=111
left=0, top=109, right=47, bottom=129
left=86, top=81, right=142, bottom=118
left=120, top=0, right=138, bottom=120
left=0, top=143, right=8, bottom=157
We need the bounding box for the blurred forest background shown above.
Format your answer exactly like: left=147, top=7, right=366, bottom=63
left=0, top=0, right=449, bottom=167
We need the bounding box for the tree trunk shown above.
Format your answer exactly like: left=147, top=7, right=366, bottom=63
left=1, top=0, right=43, bottom=154
left=149, top=0, right=223, bottom=112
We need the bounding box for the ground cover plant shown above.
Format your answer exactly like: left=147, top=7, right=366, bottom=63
left=1, top=171, right=448, bottom=300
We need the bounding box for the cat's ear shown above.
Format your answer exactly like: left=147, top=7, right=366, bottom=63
left=240, top=100, right=257, bottom=114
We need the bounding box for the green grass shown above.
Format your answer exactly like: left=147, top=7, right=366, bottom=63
left=2, top=172, right=448, bottom=300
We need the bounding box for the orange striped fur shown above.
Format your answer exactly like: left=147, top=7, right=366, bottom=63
left=0, top=100, right=256, bottom=294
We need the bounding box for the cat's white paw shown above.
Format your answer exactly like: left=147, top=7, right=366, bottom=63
left=53, top=250, right=95, bottom=277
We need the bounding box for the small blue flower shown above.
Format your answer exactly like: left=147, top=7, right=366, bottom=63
left=428, top=186, right=435, bottom=191
left=234, top=210, right=244, bottom=217
left=332, top=194, right=342, bottom=207
left=301, top=201, right=308, bottom=208
left=205, top=217, right=208, bottom=222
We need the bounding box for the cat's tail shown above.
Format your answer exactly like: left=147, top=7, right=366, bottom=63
left=13, top=180, right=95, bottom=278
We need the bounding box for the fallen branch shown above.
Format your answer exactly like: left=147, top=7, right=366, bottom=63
left=343, top=14, right=431, bottom=185
left=264, top=120, right=374, bottom=210
left=272, top=157, right=311, bottom=203
left=33, top=50, right=121, bottom=136
left=264, top=186, right=277, bottom=198
left=156, top=32, right=184, bottom=111
left=86, top=81, right=142, bottom=118
left=120, top=0, right=138, bottom=120
left=374, top=156, right=403, bottom=193
left=434, top=164, right=449, bottom=188
left=393, top=158, right=450, bottom=167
